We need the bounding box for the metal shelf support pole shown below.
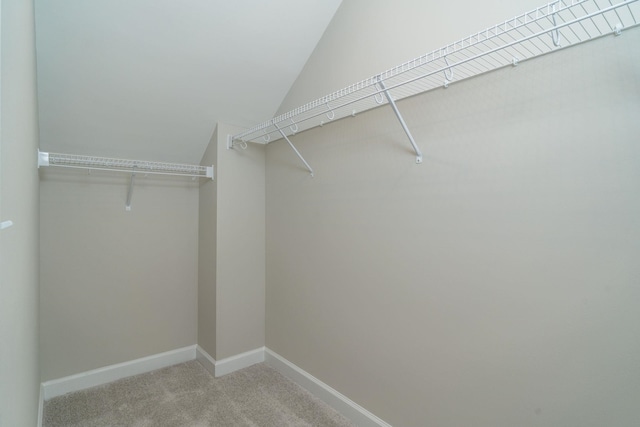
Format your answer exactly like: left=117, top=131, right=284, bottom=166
left=376, top=77, right=423, bottom=164
left=273, top=122, right=314, bottom=177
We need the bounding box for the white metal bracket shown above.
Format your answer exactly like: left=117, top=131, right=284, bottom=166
left=125, top=168, right=136, bottom=211
left=38, top=149, right=49, bottom=167
left=614, top=22, right=624, bottom=35
left=228, top=134, right=248, bottom=150
left=273, top=123, right=314, bottom=177
left=205, top=166, right=214, bottom=179
left=376, top=77, right=423, bottom=164
left=551, top=4, right=562, bottom=47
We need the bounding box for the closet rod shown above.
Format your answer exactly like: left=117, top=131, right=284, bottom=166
left=231, top=0, right=639, bottom=151
left=37, top=150, right=214, bottom=179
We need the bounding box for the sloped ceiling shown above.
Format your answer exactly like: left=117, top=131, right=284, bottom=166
left=34, top=0, right=342, bottom=164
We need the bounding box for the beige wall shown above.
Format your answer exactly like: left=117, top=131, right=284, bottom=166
left=198, top=122, right=266, bottom=361
left=266, top=21, right=640, bottom=427
left=39, top=170, right=199, bottom=381
left=214, top=123, right=266, bottom=360
left=0, top=0, right=41, bottom=425
left=39, top=117, right=265, bottom=380
left=198, top=127, right=218, bottom=356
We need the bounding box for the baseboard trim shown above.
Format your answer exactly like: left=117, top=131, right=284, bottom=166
left=38, top=345, right=389, bottom=426
left=265, top=348, right=392, bottom=427
left=196, top=345, right=265, bottom=378
left=41, top=345, right=197, bottom=400
left=196, top=346, right=265, bottom=378
left=195, top=345, right=216, bottom=377
left=214, top=347, right=265, bottom=377
left=37, top=384, right=44, bottom=427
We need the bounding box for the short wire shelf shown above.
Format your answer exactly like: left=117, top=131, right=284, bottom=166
left=38, top=151, right=214, bottom=210
left=38, top=151, right=214, bottom=179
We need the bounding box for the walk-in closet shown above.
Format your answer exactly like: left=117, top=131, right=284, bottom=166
left=2, top=1, right=639, bottom=426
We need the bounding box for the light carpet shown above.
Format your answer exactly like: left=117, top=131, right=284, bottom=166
left=43, top=360, right=357, bottom=427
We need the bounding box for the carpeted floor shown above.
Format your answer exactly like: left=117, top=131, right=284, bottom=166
left=43, top=361, right=357, bottom=427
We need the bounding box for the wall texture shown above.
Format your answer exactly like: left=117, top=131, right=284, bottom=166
left=266, top=23, right=640, bottom=427
left=0, top=0, right=41, bottom=425
left=39, top=170, right=199, bottom=381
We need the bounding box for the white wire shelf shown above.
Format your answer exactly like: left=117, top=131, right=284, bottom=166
left=231, top=0, right=639, bottom=149
left=38, top=150, right=214, bottom=179
left=38, top=150, right=214, bottom=211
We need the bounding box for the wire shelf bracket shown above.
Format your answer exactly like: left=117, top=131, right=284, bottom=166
left=376, top=76, right=423, bottom=164
left=228, top=126, right=314, bottom=176
left=38, top=150, right=214, bottom=210
left=273, top=122, right=314, bottom=177
left=125, top=167, right=136, bottom=211
left=230, top=0, right=639, bottom=173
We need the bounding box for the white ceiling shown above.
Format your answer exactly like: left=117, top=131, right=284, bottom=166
left=34, top=0, right=342, bottom=164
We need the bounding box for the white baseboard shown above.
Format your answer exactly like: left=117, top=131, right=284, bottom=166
left=265, top=348, right=392, bottom=427
left=211, top=346, right=265, bottom=377
left=37, top=384, right=44, bottom=427
left=39, top=344, right=389, bottom=427
left=195, top=345, right=216, bottom=377
left=41, top=345, right=197, bottom=400
left=196, top=346, right=265, bottom=378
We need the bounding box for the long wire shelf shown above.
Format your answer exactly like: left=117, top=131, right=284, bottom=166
left=38, top=150, right=214, bottom=179
left=231, top=0, right=639, bottom=151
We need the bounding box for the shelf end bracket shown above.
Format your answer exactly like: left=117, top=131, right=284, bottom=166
left=38, top=150, right=50, bottom=168
left=376, top=78, right=423, bottom=164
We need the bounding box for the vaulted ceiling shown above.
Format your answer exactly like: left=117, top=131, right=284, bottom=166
left=34, top=0, right=342, bottom=164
